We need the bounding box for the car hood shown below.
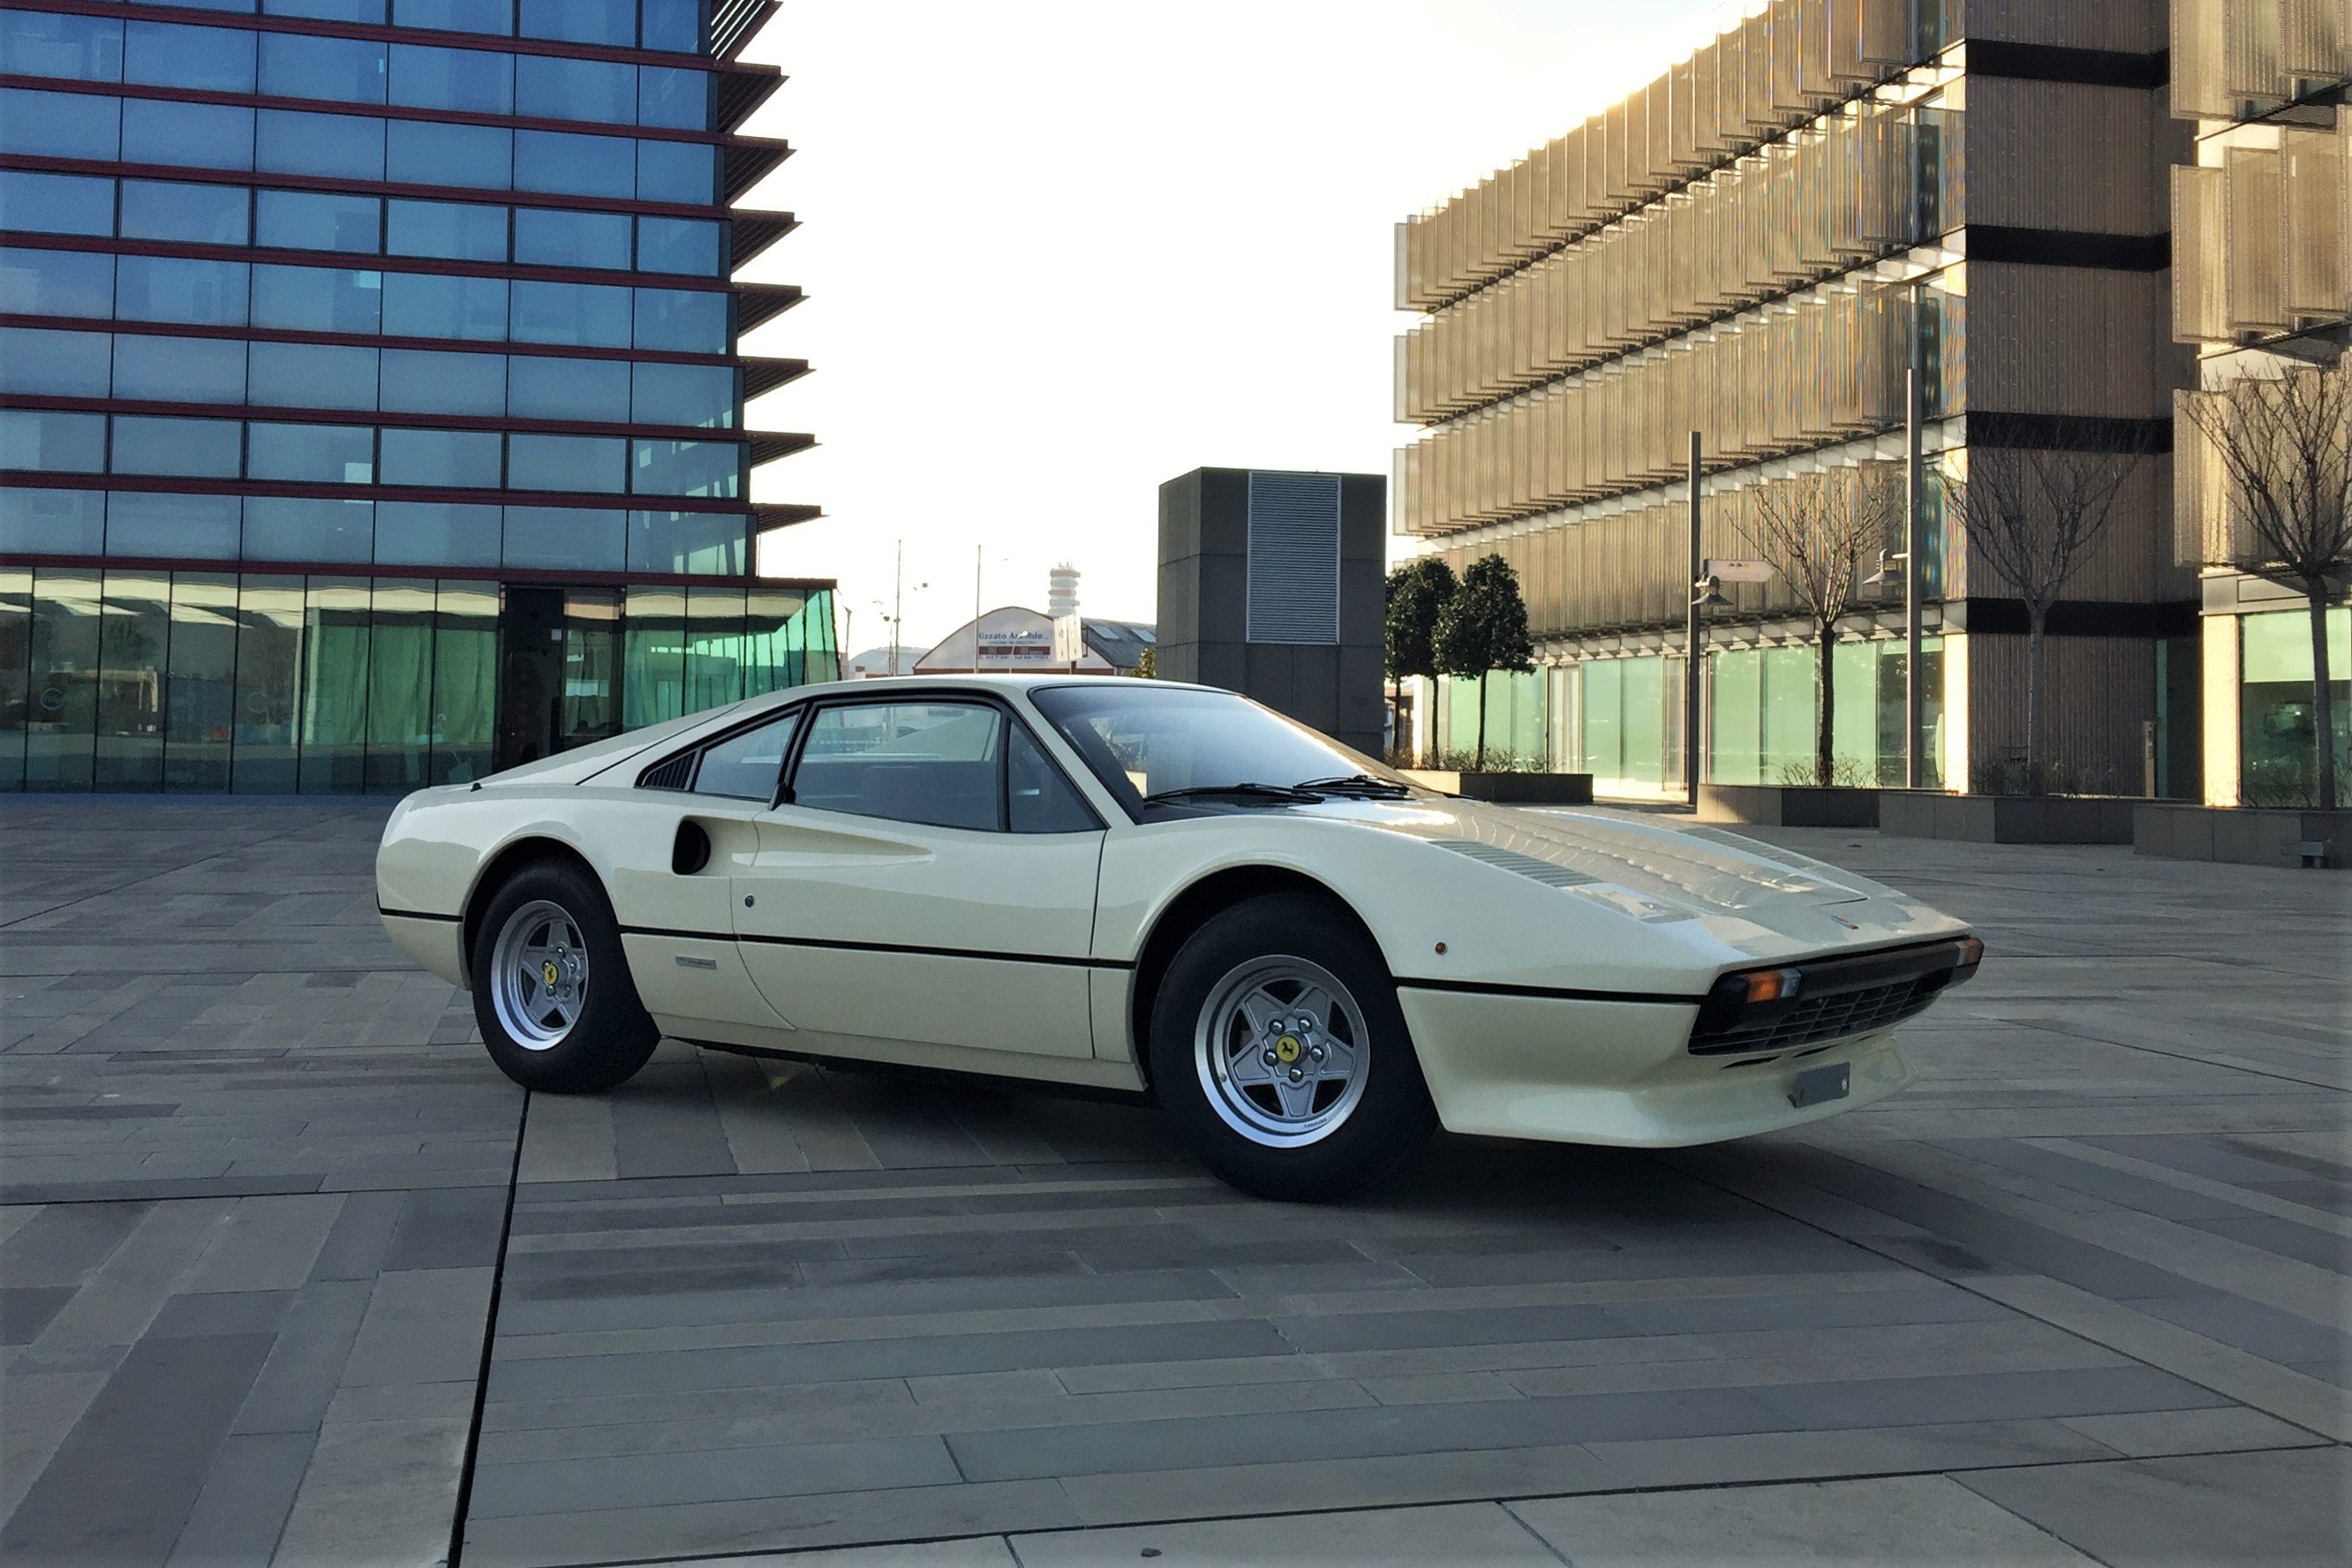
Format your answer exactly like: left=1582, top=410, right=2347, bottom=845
left=1309, top=795, right=1908, bottom=919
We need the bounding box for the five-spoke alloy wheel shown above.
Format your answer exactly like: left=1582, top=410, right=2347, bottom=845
left=1152, top=893, right=1435, bottom=1201
left=470, top=860, right=659, bottom=1094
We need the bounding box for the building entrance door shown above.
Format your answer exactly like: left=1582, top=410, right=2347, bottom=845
left=495, top=586, right=566, bottom=771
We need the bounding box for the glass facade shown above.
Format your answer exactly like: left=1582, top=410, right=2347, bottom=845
left=0, top=1, right=827, bottom=791
left=2239, top=606, right=2350, bottom=808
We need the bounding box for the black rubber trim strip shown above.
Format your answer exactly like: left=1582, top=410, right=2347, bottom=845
left=1965, top=41, right=2168, bottom=89
left=621, top=923, right=1135, bottom=970
left=1396, top=977, right=1705, bottom=1006
left=378, top=905, right=460, bottom=923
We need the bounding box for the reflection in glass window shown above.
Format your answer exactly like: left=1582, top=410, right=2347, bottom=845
left=0, top=411, right=106, bottom=473
left=393, top=0, right=512, bottom=34
left=637, top=68, right=710, bottom=131
left=691, top=710, right=800, bottom=800
left=256, top=191, right=381, bottom=253
left=387, top=120, right=509, bottom=190
left=636, top=139, right=715, bottom=202
left=0, top=11, right=124, bottom=83
left=124, top=22, right=256, bottom=92
left=382, top=272, right=508, bottom=341
left=637, top=217, right=723, bottom=275
left=634, top=288, right=727, bottom=353
left=260, top=33, right=386, bottom=104
left=96, top=571, right=172, bottom=789
left=252, top=264, right=381, bottom=334
left=388, top=43, right=513, bottom=114
left=115, top=335, right=247, bottom=404
left=122, top=100, right=253, bottom=171
left=0, top=488, right=104, bottom=557
left=632, top=362, right=735, bottom=428
left=121, top=180, right=252, bottom=245
left=516, top=57, right=635, bottom=124
left=249, top=422, right=376, bottom=485
left=249, top=342, right=378, bottom=411
left=301, top=577, right=373, bottom=791
left=629, top=510, right=745, bottom=575
left=503, top=505, right=623, bottom=570
left=117, top=259, right=250, bottom=327
left=642, top=0, right=701, bottom=53
left=245, top=498, right=374, bottom=564
left=0, top=247, right=114, bottom=318
left=507, top=355, right=628, bottom=421
left=0, top=88, right=121, bottom=160
left=0, top=328, right=112, bottom=397
left=0, top=171, right=114, bottom=236
left=1008, top=725, right=1099, bottom=833
left=111, top=415, right=243, bottom=479
left=266, top=1, right=388, bottom=23
left=229, top=571, right=300, bottom=793
left=106, top=492, right=241, bottom=560
left=509, top=434, right=624, bottom=492
left=517, top=0, right=631, bottom=45
left=367, top=577, right=440, bottom=793
left=375, top=501, right=500, bottom=568
left=381, top=349, right=501, bottom=415
left=509, top=280, right=631, bottom=347
left=380, top=426, right=501, bottom=488
left=795, top=703, right=1007, bottom=832
left=515, top=130, right=631, bottom=198
left=386, top=199, right=507, bottom=262
left=258, top=110, right=384, bottom=180
left=631, top=440, right=742, bottom=499
left=514, top=208, right=632, bottom=271
left=162, top=573, right=240, bottom=791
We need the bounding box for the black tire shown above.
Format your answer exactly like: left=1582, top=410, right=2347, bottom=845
left=469, top=860, right=660, bottom=1094
left=1149, top=893, right=1436, bottom=1202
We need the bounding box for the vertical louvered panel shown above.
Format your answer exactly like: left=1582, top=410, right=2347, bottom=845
left=2282, top=125, right=2348, bottom=321
left=2226, top=143, right=2290, bottom=334
left=1244, top=474, right=1340, bottom=645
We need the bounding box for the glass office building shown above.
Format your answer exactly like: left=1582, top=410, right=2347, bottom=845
left=0, top=0, right=836, bottom=792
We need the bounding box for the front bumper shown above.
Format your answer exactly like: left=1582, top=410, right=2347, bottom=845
left=1399, top=989, right=1916, bottom=1147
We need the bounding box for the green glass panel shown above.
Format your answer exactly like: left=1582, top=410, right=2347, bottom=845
left=622, top=586, right=685, bottom=729
left=0, top=568, right=28, bottom=791
left=2241, top=607, right=2352, bottom=806
left=562, top=589, right=622, bottom=744
left=299, top=577, right=370, bottom=794
left=94, top=572, right=170, bottom=791
left=1759, top=645, right=1814, bottom=784
left=26, top=569, right=101, bottom=791
left=1831, top=639, right=1877, bottom=781
left=744, top=589, right=806, bottom=697
left=430, top=579, right=495, bottom=785
left=1582, top=660, right=1623, bottom=788
left=1621, top=656, right=1664, bottom=788
left=2243, top=605, right=2352, bottom=684
left=366, top=578, right=436, bottom=794
left=1710, top=648, right=1761, bottom=786
left=804, top=588, right=839, bottom=681
left=684, top=584, right=744, bottom=713
left=233, top=574, right=305, bottom=793
left=162, top=573, right=236, bottom=791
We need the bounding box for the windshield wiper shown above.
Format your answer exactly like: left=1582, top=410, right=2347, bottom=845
left=1293, top=773, right=1413, bottom=797
left=1141, top=781, right=1325, bottom=806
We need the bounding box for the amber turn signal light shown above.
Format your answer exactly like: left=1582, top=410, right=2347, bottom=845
left=1741, top=967, right=1804, bottom=1005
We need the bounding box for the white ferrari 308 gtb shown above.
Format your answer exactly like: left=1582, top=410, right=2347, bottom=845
left=376, top=674, right=1980, bottom=1199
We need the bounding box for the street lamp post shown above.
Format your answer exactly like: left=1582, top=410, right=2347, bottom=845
left=1904, top=302, right=1926, bottom=790
left=1684, top=432, right=1703, bottom=805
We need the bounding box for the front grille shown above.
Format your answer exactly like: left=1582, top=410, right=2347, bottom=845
left=1688, top=975, right=1938, bottom=1056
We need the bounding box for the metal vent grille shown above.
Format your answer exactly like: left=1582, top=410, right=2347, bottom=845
left=1429, top=840, right=1598, bottom=887
left=1245, top=472, right=1340, bottom=645
left=639, top=752, right=696, bottom=791
left=1688, top=977, right=1938, bottom=1057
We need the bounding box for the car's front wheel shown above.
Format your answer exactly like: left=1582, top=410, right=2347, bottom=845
left=1149, top=893, right=1436, bottom=1201
left=470, top=861, right=659, bottom=1094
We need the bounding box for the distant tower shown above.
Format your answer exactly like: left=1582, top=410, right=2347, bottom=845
left=1047, top=565, right=1081, bottom=620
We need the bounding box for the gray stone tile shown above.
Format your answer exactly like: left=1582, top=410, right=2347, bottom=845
left=1956, top=1445, right=2351, bottom=1567
left=1745, top=1364, right=2229, bottom=1433
left=0, top=1285, right=76, bottom=1346
left=1013, top=1501, right=1559, bottom=1566
left=468, top=1434, right=962, bottom=1519
left=231, top=1279, right=373, bottom=1436
left=384, top=1185, right=509, bottom=1272
left=272, top=1415, right=471, bottom=1568
left=164, top=1430, right=315, bottom=1568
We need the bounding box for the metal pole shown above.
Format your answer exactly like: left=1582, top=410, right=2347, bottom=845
left=1904, top=332, right=1926, bottom=790
left=892, top=539, right=902, bottom=676
left=1685, top=430, right=1702, bottom=805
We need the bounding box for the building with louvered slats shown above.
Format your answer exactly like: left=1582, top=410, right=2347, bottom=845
left=1392, top=0, right=2199, bottom=798
left=2171, top=0, right=2352, bottom=808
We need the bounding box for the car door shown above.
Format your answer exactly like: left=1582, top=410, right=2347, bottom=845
left=730, top=696, right=1106, bottom=1060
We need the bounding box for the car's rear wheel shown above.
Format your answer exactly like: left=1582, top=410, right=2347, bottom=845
left=1150, top=893, right=1435, bottom=1201
left=470, top=861, right=658, bottom=1094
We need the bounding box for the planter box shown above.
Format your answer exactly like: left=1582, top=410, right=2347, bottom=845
left=2134, top=804, right=2351, bottom=870
left=1695, top=784, right=1880, bottom=828
left=1880, top=792, right=2143, bottom=846
left=1400, top=769, right=1594, bottom=804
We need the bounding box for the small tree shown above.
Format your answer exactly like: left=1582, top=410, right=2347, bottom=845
left=1133, top=645, right=1157, bottom=679
left=2183, top=364, right=2352, bottom=809
left=1940, top=422, right=2155, bottom=793
left=1740, top=466, right=1899, bottom=788
left=1385, top=558, right=1457, bottom=765
left=1434, top=554, right=1534, bottom=770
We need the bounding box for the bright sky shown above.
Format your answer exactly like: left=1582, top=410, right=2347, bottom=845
left=737, top=0, right=1725, bottom=654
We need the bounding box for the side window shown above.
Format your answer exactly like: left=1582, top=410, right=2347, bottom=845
left=791, top=702, right=1003, bottom=832
left=1007, top=725, right=1099, bottom=833
left=690, top=709, right=799, bottom=801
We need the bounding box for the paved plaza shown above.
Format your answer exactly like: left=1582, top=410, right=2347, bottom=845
left=0, top=796, right=2347, bottom=1567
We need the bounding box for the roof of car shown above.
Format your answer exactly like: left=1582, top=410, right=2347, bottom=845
left=789, top=671, right=1215, bottom=700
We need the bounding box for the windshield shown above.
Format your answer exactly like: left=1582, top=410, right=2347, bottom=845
left=1029, top=684, right=1417, bottom=815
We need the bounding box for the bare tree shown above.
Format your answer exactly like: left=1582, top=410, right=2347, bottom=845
left=1738, top=466, right=1899, bottom=788
left=2182, top=364, right=2352, bottom=810
left=1939, top=425, right=2156, bottom=793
